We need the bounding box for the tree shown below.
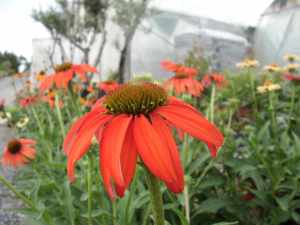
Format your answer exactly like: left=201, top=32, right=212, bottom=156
left=32, top=0, right=110, bottom=67
left=112, top=0, right=151, bottom=83
left=0, top=51, right=28, bottom=76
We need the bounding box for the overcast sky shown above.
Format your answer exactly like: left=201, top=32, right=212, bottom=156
left=0, top=0, right=274, bottom=60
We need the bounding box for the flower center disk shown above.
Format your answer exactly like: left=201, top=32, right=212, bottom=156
left=7, top=139, right=22, bottom=154
left=54, top=62, right=72, bottom=72
left=104, top=83, right=167, bottom=115
left=174, top=73, right=189, bottom=79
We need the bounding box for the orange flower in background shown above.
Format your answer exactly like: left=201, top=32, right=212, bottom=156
left=161, top=60, right=198, bottom=77
left=64, top=83, right=224, bottom=199
left=39, top=63, right=97, bottom=91
left=163, top=75, right=204, bottom=96
left=99, top=80, right=120, bottom=93
left=36, top=70, right=46, bottom=82
left=19, top=95, right=38, bottom=108
left=1, top=138, right=36, bottom=168
left=202, top=73, right=227, bottom=88
left=43, top=89, right=63, bottom=109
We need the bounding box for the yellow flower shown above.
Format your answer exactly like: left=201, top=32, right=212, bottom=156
left=236, top=59, right=259, bottom=69
left=263, top=64, right=282, bottom=73
left=16, top=117, right=29, bottom=128
left=257, top=80, right=281, bottom=93
left=285, top=63, right=300, bottom=73
left=284, top=54, right=300, bottom=62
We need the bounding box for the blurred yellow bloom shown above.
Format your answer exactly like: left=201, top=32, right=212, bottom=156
left=263, top=64, right=282, bottom=73
left=284, top=54, right=300, bottom=62
left=236, top=59, right=259, bottom=69
left=257, top=80, right=281, bottom=93
left=285, top=63, right=300, bottom=73
left=16, top=117, right=29, bottom=128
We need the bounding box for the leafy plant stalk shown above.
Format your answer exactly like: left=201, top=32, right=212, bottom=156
left=146, top=171, right=165, bottom=225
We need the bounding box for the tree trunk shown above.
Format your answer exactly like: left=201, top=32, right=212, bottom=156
left=93, top=30, right=107, bottom=69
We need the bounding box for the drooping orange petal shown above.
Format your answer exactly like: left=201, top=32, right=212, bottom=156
left=115, top=124, right=138, bottom=197
left=133, top=115, right=177, bottom=183
left=100, top=114, right=132, bottom=188
left=39, top=75, right=54, bottom=91
left=66, top=112, right=112, bottom=181
left=156, top=98, right=224, bottom=157
left=151, top=113, right=184, bottom=193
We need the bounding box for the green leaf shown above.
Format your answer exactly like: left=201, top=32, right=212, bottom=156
left=211, top=222, right=239, bottom=225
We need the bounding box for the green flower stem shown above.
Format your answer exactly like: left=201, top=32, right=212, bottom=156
left=146, top=171, right=165, bottom=225
left=112, top=201, right=117, bottom=225
left=209, top=84, right=216, bottom=122
left=0, top=175, right=35, bottom=209
left=183, top=185, right=190, bottom=224
left=288, top=85, right=296, bottom=130
left=268, top=91, right=277, bottom=137
left=30, top=106, right=44, bottom=136
left=249, top=71, right=258, bottom=117
left=182, top=135, right=190, bottom=223
left=87, top=154, right=93, bottom=225
left=55, top=95, right=65, bottom=137
left=226, top=109, right=233, bottom=132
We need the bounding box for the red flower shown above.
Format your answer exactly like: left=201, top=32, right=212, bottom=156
left=64, top=83, right=224, bottom=199
left=284, top=73, right=300, bottom=83
left=1, top=138, right=36, bottom=168
left=202, top=73, right=227, bottom=88
left=19, top=95, right=38, bottom=108
left=99, top=80, right=120, bottom=93
left=161, top=60, right=198, bottom=77
left=39, top=63, right=97, bottom=91
left=163, top=76, right=204, bottom=96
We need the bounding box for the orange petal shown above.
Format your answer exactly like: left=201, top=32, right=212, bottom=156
left=133, top=115, right=177, bottom=183
left=115, top=124, right=138, bottom=197
left=66, top=112, right=112, bottom=181
left=151, top=113, right=184, bottom=193
left=100, top=115, right=132, bottom=188
left=156, top=98, right=224, bottom=157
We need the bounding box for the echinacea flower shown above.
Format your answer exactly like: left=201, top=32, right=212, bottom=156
left=43, top=89, right=63, bottom=109
left=263, top=64, right=282, bottom=73
left=64, top=83, right=224, bottom=199
left=236, top=59, right=259, bottom=69
left=19, top=95, right=38, bottom=108
left=1, top=138, right=36, bottom=168
left=201, top=73, right=227, bottom=88
left=161, top=60, right=198, bottom=77
left=257, top=80, right=281, bottom=93
left=36, top=70, right=46, bottom=82
left=39, top=63, right=97, bottom=91
left=284, top=54, right=300, bottom=63
left=163, top=75, right=204, bottom=96
left=99, top=80, right=120, bottom=93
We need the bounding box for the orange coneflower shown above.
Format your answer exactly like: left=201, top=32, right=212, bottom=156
left=161, top=60, right=203, bottom=96
left=43, top=89, right=63, bottom=109
left=202, top=73, right=227, bottom=88
left=1, top=138, right=36, bottom=168
left=36, top=70, right=46, bottom=82
left=19, top=95, right=38, bottom=108
left=39, top=63, right=97, bottom=91
left=161, top=60, right=198, bottom=77
left=64, top=83, right=224, bottom=199
left=163, top=75, right=204, bottom=96
left=99, top=80, right=120, bottom=94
